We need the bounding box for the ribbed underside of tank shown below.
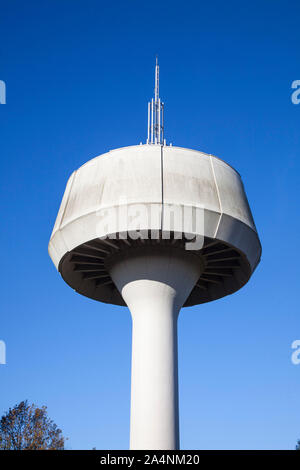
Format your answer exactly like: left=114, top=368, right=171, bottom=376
left=59, top=233, right=251, bottom=307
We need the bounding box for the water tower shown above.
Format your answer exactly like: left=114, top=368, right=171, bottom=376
left=49, top=60, right=261, bottom=450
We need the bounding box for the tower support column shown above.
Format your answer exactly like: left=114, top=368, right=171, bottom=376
left=129, top=288, right=179, bottom=449
left=109, top=249, right=202, bottom=450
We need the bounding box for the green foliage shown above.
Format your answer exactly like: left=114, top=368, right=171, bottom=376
left=296, top=440, right=300, bottom=450
left=0, top=400, right=66, bottom=450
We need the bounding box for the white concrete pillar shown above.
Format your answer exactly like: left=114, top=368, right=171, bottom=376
left=109, top=249, right=202, bottom=450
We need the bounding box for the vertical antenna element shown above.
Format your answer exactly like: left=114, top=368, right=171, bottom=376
left=147, top=58, right=165, bottom=145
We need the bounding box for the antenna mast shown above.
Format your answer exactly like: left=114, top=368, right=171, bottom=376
left=147, top=58, right=165, bottom=145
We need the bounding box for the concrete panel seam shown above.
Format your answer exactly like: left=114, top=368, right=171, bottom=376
left=160, top=145, right=164, bottom=231
left=210, top=155, right=223, bottom=238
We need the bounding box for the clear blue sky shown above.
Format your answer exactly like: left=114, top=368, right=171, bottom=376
left=0, top=0, right=299, bottom=450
